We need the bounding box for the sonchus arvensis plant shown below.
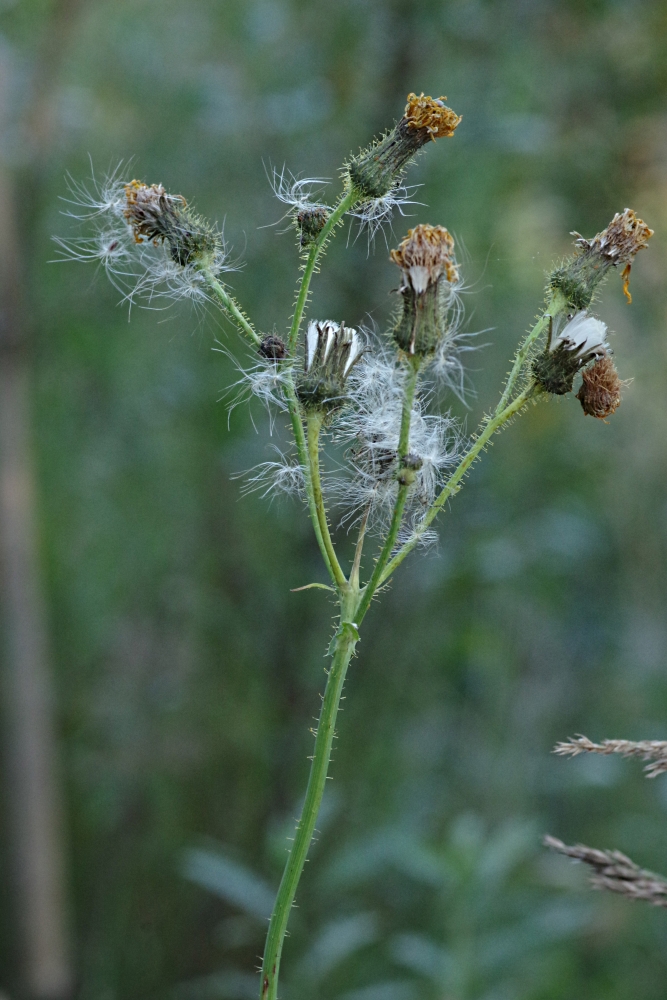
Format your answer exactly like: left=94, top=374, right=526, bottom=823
left=57, top=93, right=653, bottom=1000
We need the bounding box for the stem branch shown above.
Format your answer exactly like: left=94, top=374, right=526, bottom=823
left=306, top=410, right=347, bottom=590
left=202, top=271, right=261, bottom=346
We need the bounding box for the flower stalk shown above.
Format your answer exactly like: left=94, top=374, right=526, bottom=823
left=55, top=102, right=654, bottom=1000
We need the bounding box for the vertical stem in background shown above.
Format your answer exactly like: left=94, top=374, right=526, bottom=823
left=259, top=621, right=358, bottom=1000
left=0, top=163, right=71, bottom=1000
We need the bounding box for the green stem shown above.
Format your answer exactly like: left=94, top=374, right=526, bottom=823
left=355, top=360, right=419, bottom=623
left=376, top=384, right=539, bottom=589
left=284, top=381, right=340, bottom=589
left=494, top=290, right=566, bottom=416
left=259, top=617, right=359, bottom=1000
left=287, top=189, right=359, bottom=353
left=306, top=410, right=347, bottom=590
left=201, top=270, right=261, bottom=346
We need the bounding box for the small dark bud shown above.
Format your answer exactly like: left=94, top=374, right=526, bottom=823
left=347, top=93, right=461, bottom=200
left=296, top=321, right=363, bottom=411
left=390, top=224, right=459, bottom=356
left=577, top=355, right=623, bottom=418
left=124, top=180, right=220, bottom=268
left=550, top=208, right=653, bottom=310
left=397, top=452, right=423, bottom=486
left=258, top=335, right=287, bottom=360
left=296, top=206, right=329, bottom=247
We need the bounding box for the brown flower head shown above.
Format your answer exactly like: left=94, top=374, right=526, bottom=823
left=404, top=93, right=462, bottom=142
left=391, top=225, right=460, bottom=356
left=574, top=208, right=653, bottom=265
left=550, top=208, right=653, bottom=311
left=123, top=180, right=219, bottom=267
left=577, top=354, right=623, bottom=419
left=390, top=224, right=459, bottom=291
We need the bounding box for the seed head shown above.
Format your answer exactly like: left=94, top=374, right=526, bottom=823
left=124, top=180, right=220, bottom=268
left=577, top=354, right=623, bottom=419
left=258, top=335, right=287, bottom=361
left=550, top=208, right=653, bottom=310
left=347, top=93, right=461, bottom=201
left=403, top=92, right=462, bottom=141
left=532, top=311, right=610, bottom=396
left=544, top=836, right=667, bottom=907
left=296, top=321, right=363, bottom=411
left=391, top=225, right=460, bottom=356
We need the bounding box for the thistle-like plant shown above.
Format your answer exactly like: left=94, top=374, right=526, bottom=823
left=57, top=92, right=653, bottom=999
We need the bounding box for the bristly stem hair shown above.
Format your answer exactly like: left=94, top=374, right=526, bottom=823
left=56, top=95, right=653, bottom=1000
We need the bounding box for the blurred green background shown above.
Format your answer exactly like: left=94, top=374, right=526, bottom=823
left=1, top=1, right=667, bottom=998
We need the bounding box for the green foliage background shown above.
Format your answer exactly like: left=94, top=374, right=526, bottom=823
left=2, top=0, right=667, bottom=997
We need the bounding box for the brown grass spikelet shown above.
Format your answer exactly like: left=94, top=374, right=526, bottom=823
left=576, top=355, right=623, bottom=418
left=554, top=735, right=667, bottom=777
left=404, top=93, right=462, bottom=141
left=390, top=224, right=459, bottom=287
left=544, top=835, right=667, bottom=907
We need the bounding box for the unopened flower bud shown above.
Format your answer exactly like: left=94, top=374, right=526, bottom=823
left=124, top=180, right=220, bottom=268
left=347, top=93, right=461, bottom=200
left=577, top=354, right=623, bottom=418
left=532, top=312, right=609, bottom=395
left=296, top=205, right=329, bottom=247
left=550, top=208, right=653, bottom=310
left=297, top=321, right=363, bottom=410
left=390, top=224, right=459, bottom=356
left=258, top=334, right=287, bottom=360
left=397, top=452, right=423, bottom=486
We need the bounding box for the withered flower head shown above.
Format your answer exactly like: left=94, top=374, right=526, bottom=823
left=573, top=208, right=653, bottom=265
left=390, top=224, right=459, bottom=292
left=296, top=321, right=363, bottom=411
left=123, top=180, right=220, bottom=268
left=403, top=93, right=462, bottom=141
left=391, top=225, right=459, bottom=356
left=550, top=208, right=653, bottom=310
left=577, top=354, right=623, bottom=419
left=347, top=93, right=461, bottom=201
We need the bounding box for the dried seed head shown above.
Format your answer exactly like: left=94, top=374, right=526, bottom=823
left=550, top=208, right=653, bottom=310
left=297, top=321, right=363, bottom=411
left=390, top=224, right=459, bottom=291
left=573, top=208, right=653, bottom=266
left=347, top=93, right=461, bottom=200
left=403, top=92, right=462, bottom=141
left=554, top=735, right=667, bottom=778
left=124, top=180, right=220, bottom=268
left=544, top=835, right=667, bottom=907
left=577, top=354, right=623, bottom=418
left=532, top=311, right=610, bottom=395
left=391, top=225, right=460, bottom=356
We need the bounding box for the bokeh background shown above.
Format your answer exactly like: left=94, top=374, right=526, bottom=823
left=1, top=1, right=667, bottom=998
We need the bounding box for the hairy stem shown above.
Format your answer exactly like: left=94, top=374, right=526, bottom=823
left=284, top=382, right=341, bottom=588
left=376, top=383, right=539, bottom=589
left=259, top=618, right=359, bottom=1000
left=355, top=360, right=420, bottom=622
left=494, top=290, right=566, bottom=415
left=306, top=410, right=347, bottom=589
left=202, top=271, right=261, bottom=346
left=287, top=188, right=359, bottom=353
